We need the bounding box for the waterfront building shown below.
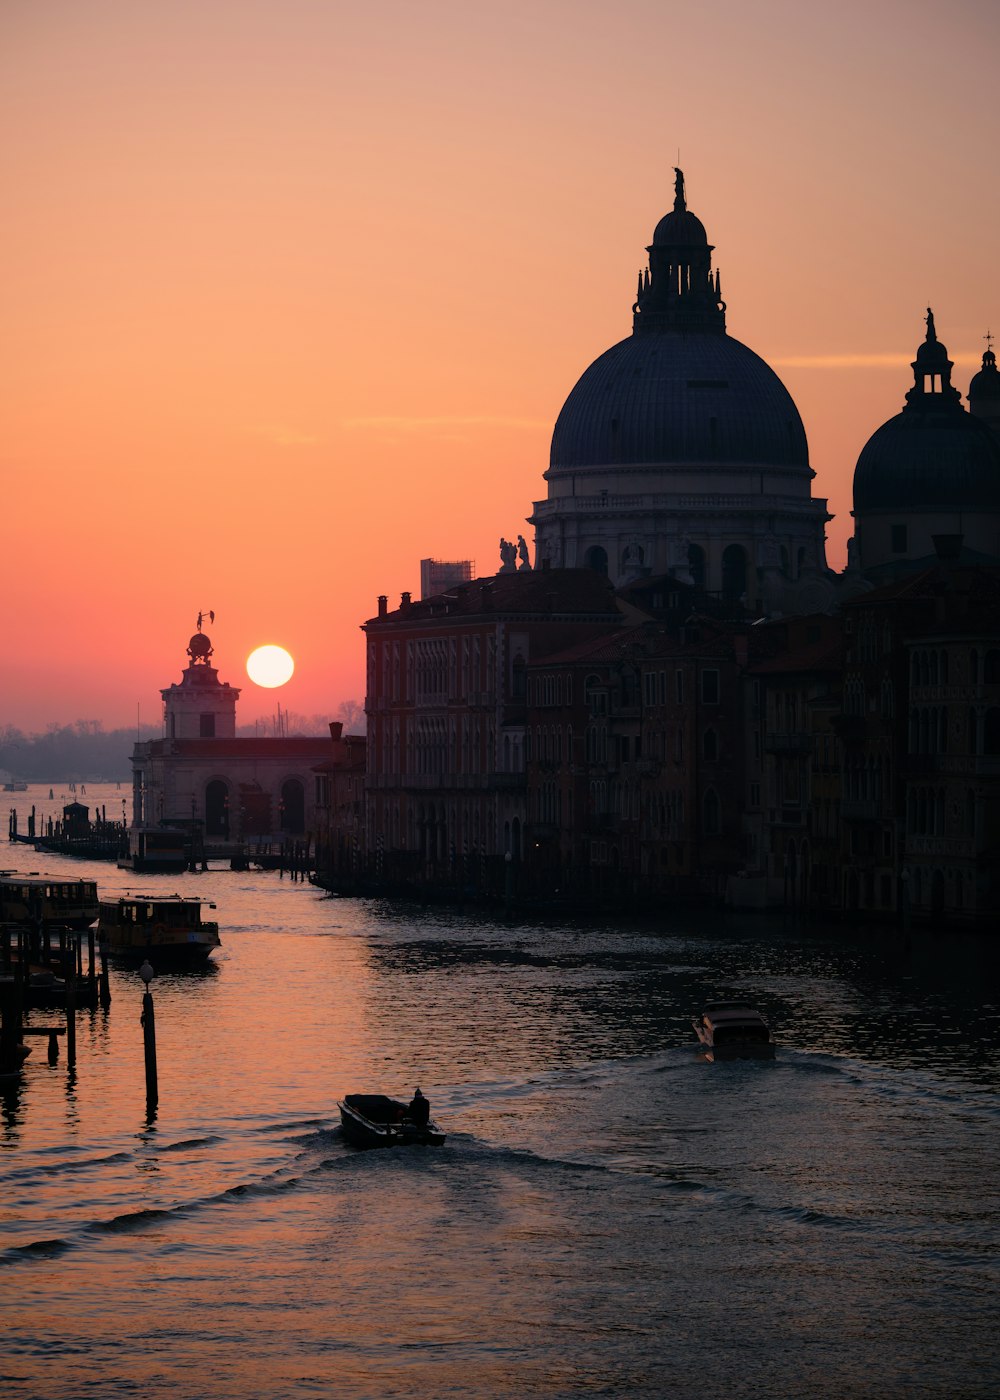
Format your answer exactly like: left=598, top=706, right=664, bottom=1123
left=836, top=556, right=1000, bottom=924
left=312, top=723, right=367, bottom=884
left=748, top=616, right=844, bottom=910
left=361, top=570, right=622, bottom=897
left=522, top=601, right=753, bottom=903
left=130, top=622, right=333, bottom=848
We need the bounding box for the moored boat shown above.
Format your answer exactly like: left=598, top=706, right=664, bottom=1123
left=0, top=872, right=99, bottom=930
left=338, top=1093, right=446, bottom=1148
left=98, top=893, right=221, bottom=965
left=118, top=826, right=188, bottom=874
left=692, top=1002, right=776, bottom=1061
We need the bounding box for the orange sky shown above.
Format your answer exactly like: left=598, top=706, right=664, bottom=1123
left=3, top=0, right=998, bottom=731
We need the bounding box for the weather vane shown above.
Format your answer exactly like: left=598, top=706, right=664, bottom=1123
left=196, top=610, right=215, bottom=632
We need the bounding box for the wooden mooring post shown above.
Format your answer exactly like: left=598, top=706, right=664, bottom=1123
left=139, top=960, right=158, bottom=1111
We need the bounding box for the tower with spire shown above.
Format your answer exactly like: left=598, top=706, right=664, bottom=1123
left=161, top=615, right=240, bottom=740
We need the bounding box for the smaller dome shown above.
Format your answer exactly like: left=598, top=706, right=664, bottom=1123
left=854, top=411, right=1000, bottom=512
left=651, top=207, right=708, bottom=247
left=970, top=347, right=1000, bottom=402
left=188, top=632, right=212, bottom=661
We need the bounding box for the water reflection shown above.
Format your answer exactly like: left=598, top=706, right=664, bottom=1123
left=2, top=801, right=999, bottom=1397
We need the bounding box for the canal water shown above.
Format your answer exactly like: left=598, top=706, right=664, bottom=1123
left=2, top=786, right=999, bottom=1398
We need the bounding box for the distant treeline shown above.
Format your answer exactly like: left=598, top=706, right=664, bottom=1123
left=0, top=704, right=366, bottom=782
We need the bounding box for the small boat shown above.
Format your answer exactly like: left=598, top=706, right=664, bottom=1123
left=692, top=1002, right=775, bottom=1061
left=0, top=873, right=99, bottom=930
left=98, top=894, right=221, bottom=966
left=3, top=780, right=28, bottom=791
left=338, top=1094, right=446, bottom=1148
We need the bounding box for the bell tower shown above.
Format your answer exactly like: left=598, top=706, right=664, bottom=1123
left=161, top=613, right=240, bottom=740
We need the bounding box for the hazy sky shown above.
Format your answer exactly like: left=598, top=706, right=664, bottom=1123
left=3, top=0, right=997, bottom=729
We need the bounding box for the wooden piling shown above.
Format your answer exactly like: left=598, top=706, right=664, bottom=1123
left=141, top=989, right=158, bottom=1109
left=0, top=977, right=24, bottom=1077
left=99, top=941, right=111, bottom=1010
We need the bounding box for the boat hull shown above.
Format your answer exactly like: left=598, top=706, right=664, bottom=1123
left=102, top=932, right=219, bottom=965
left=339, top=1095, right=445, bottom=1148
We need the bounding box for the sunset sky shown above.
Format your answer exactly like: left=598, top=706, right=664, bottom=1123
left=3, top=0, right=997, bottom=731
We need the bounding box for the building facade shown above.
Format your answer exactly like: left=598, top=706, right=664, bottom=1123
left=130, top=623, right=334, bottom=850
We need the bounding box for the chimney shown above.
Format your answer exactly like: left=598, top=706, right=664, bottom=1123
left=329, top=721, right=343, bottom=741
left=400, top=591, right=412, bottom=613
left=377, top=595, right=387, bottom=618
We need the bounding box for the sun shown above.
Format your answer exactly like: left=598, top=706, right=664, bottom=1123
left=246, top=644, right=295, bottom=688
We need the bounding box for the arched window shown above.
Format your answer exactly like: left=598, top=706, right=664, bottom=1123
left=722, top=544, right=747, bottom=602
left=511, top=654, right=526, bottom=700
left=703, top=788, right=721, bottom=836
left=702, top=728, right=718, bottom=761
left=688, top=542, right=706, bottom=589
left=584, top=545, right=608, bottom=575
left=985, top=650, right=1000, bottom=684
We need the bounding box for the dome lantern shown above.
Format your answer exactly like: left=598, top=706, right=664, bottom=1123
left=633, top=168, right=726, bottom=336
left=905, top=308, right=961, bottom=409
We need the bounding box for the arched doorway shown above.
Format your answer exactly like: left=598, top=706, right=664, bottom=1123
left=584, top=545, right=608, bottom=575
left=280, top=778, right=305, bottom=835
left=205, top=779, right=230, bottom=837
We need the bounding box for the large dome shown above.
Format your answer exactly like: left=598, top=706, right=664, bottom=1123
left=549, top=331, right=809, bottom=471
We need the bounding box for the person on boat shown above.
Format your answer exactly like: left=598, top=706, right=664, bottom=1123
left=407, top=1088, right=430, bottom=1126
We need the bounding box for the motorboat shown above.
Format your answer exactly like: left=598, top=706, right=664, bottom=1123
left=97, top=894, right=221, bottom=965
left=0, top=873, right=99, bottom=930
left=692, top=1002, right=775, bottom=1061
left=338, top=1093, right=446, bottom=1148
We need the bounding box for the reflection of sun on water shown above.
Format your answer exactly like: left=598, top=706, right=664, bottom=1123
left=246, top=645, right=295, bottom=688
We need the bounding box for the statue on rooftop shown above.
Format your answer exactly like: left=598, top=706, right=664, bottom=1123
left=499, top=538, right=517, bottom=572
left=516, top=535, right=532, bottom=571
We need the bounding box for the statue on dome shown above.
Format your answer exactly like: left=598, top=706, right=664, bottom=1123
left=499, top=538, right=518, bottom=573
left=516, top=535, right=532, bottom=571
left=925, top=307, right=936, bottom=341
left=673, top=166, right=685, bottom=206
